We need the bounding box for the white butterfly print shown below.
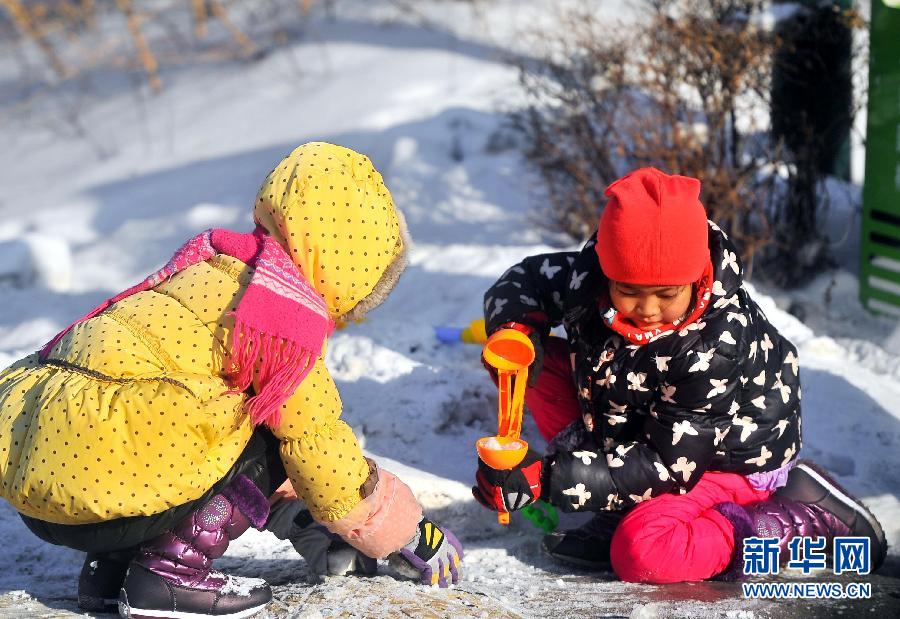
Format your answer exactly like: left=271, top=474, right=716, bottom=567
left=751, top=395, right=766, bottom=409
left=660, top=384, right=677, bottom=403
left=707, top=378, right=728, bottom=398
left=708, top=220, right=728, bottom=238
left=773, top=371, right=791, bottom=404
left=488, top=297, right=507, bottom=320
left=745, top=445, right=773, bottom=468
left=726, top=312, right=747, bottom=327
left=616, top=443, right=634, bottom=458
left=592, top=350, right=615, bottom=372
left=719, top=330, right=737, bottom=345
left=752, top=370, right=766, bottom=386
left=562, top=483, right=592, bottom=509
left=629, top=488, right=653, bottom=504
left=671, top=457, right=697, bottom=483
left=774, top=419, right=789, bottom=439
left=722, top=249, right=739, bottom=274
left=714, top=426, right=730, bottom=446
left=501, top=265, right=525, bottom=278
left=654, top=355, right=672, bottom=372
left=540, top=258, right=563, bottom=280
left=671, top=420, right=699, bottom=445
left=760, top=333, right=774, bottom=362
left=679, top=321, right=707, bottom=337
left=728, top=400, right=741, bottom=416
left=606, top=453, right=625, bottom=468
left=595, top=367, right=617, bottom=387
left=782, top=443, right=797, bottom=466
left=608, top=401, right=627, bottom=415
left=615, top=444, right=634, bottom=457
left=653, top=461, right=671, bottom=481
left=749, top=340, right=758, bottom=360
left=606, top=412, right=627, bottom=425
left=784, top=350, right=799, bottom=376
left=519, top=295, right=538, bottom=307
left=573, top=450, right=598, bottom=466
left=627, top=371, right=649, bottom=392
left=569, top=270, right=588, bottom=290
left=689, top=348, right=716, bottom=372
left=712, top=280, right=727, bottom=296
left=714, top=295, right=740, bottom=310
left=732, top=416, right=758, bottom=442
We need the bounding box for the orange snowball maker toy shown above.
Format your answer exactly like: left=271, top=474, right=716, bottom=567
left=476, top=328, right=535, bottom=525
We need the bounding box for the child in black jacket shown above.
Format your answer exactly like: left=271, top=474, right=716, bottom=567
left=472, top=167, right=886, bottom=582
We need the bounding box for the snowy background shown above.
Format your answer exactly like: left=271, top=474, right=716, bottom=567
left=0, top=1, right=898, bottom=617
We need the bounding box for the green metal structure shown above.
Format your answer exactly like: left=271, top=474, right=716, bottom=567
left=860, top=0, right=900, bottom=317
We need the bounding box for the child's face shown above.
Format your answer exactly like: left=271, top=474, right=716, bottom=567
left=608, top=281, right=693, bottom=331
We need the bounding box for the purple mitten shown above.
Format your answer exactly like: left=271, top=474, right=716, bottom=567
left=389, top=517, right=463, bottom=587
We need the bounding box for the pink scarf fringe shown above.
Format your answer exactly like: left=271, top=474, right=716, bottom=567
left=229, top=321, right=317, bottom=427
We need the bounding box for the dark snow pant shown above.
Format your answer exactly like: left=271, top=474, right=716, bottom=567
left=20, top=428, right=287, bottom=554
left=526, top=337, right=772, bottom=583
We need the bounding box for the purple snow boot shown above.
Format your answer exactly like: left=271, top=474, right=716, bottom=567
left=118, top=475, right=272, bottom=619
left=773, top=460, right=887, bottom=570
left=714, top=460, right=887, bottom=580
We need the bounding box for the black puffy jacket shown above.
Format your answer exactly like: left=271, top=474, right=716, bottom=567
left=483, top=223, right=802, bottom=513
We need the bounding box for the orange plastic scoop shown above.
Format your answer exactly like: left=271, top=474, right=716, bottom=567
left=478, top=328, right=535, bottom=525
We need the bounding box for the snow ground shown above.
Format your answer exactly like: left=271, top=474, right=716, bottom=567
left=0, top=1, right=897, bottom=617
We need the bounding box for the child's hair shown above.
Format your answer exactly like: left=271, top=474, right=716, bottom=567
left=596, top=167, right=709, bottom=286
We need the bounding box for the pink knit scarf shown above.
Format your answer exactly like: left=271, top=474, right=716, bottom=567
left=39, top=227, right=334, bottom=428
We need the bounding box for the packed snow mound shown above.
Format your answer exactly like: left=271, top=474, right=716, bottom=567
left=0, top=234, right=72, bottom=292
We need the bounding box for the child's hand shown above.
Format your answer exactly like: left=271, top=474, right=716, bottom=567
left=267, top=478, right=298, bottom=505
left=265, top=500, right=376, bottom=584
left=472, top=450, right=544, bottom=513
left=389, top=517, right=463, bottom=587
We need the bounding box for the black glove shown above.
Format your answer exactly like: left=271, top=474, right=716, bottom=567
left=525, top=329, right=544, bottom=387
left=266, top=500, right=376, bottom=584
left=543, top=446, right=617, bottom=513
left=472, top=449, right=544, bottom=513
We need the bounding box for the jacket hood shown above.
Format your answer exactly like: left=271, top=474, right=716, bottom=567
left=254, top=142, right=408, bottom=319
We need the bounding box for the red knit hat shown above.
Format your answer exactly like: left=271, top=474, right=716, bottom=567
left=596, top=167, right=710, bottom=285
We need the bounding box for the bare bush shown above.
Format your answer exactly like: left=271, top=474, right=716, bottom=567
left=514, top=0, right=862, bottom=283
left=0, top=0, right=321, bottom=93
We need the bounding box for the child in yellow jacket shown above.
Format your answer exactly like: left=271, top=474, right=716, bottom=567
left=0, top=142, right=462, bottom=618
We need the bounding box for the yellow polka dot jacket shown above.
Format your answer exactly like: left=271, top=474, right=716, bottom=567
left=0, top=143, right=418, bottom=550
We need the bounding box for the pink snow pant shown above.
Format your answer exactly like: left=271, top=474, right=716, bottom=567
left=525, top=338, right=772, bottom=584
